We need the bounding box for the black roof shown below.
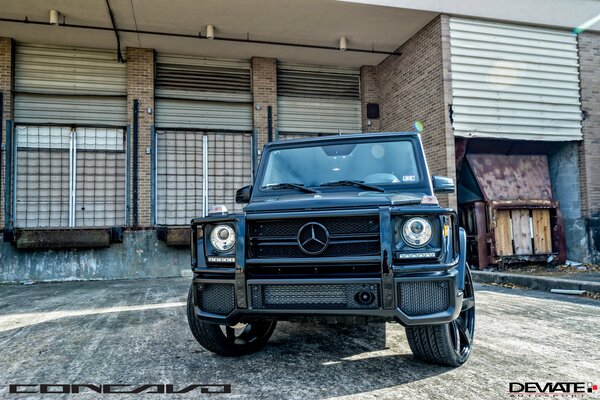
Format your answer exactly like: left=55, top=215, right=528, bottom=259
left=264, top=131, right=419, bottom=148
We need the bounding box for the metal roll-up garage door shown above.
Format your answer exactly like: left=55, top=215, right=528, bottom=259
left=13, top=44, right=127, bottom=228
left=277, top=64, right=362, bottom=138
left=449, top=18, right=582, bottom=141
left=155, top=55, right=253, bottom=225
left=14, top=44, right=127, bottom=126
left=155, top=54, right=252, bottom=130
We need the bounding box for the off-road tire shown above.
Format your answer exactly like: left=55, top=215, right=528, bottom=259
left=405, top=266, right=475, bottom=367
left=187, top=286, right=277, bottom=356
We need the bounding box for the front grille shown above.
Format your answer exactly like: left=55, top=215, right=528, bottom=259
left=250, top=283, right=380, bottom=310
left=248, top=216, right=380, bottom=259
left=396, top=281, right=450, bottom=316
left=196, top=283, right=235, bottom=315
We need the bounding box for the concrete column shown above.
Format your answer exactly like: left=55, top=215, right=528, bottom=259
left=376, top=16, right=456, bottom=209
left=0, top=38, right=13, bottom=231
left=126, top=48, right=154, bottom=226
left=360, top=65, right=380, bottom=133
left=251, top=57, right=277, bottom=153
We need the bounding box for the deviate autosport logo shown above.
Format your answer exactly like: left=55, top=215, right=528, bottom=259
left=6, top=384, right=231, bottom=395
left=509, top=381, right=599, bottom=397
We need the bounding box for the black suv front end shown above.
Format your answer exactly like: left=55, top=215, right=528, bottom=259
left=190, top=206, right=467, bottom=326
left=186, top=132, right=474, bottom=367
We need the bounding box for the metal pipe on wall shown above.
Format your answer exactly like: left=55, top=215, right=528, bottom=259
left=11, top=121, right=16, bottom=230
left=132, top=99, right=139, bottom=227
left=125, top=125, right=131, bottom=226
left=202, top=135, right=208, bottom=217
left=267, top=106, right=273, bottom=143
left=150, top=125, right=157, bottom=225
left=3, top=120, right=10, bottom=230
left=252, top=128, right=258, bottom=180
left=0, top=93, right=3, bottom=230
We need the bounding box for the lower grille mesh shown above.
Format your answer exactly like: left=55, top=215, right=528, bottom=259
left=397, top=281, right=450, bottom=316
left=250, top=283, right=380, bottom=310
left=197, top=283, right=235, bottom=315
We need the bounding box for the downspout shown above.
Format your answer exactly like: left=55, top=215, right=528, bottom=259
left=132, top=99, right=139, bottom=227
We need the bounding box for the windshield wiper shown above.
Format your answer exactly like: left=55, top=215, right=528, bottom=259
left=319, top=180, right=385, bottom=192
left=263, top=183, right=318, bottom=193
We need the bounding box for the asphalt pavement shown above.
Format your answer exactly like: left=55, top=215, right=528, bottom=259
left=0, top=278, right=599, bottom=399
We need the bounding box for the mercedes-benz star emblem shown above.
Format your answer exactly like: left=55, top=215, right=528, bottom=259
left=297, top=222, right=330, bottom=255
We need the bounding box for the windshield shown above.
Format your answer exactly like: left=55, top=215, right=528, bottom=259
left=260, top=139, right=421, bottom=189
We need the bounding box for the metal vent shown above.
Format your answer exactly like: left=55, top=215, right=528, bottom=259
left=156, top=54, right=251, bottom=100
left=250, top=283, right=380, bottom=310
left=397, top=281, right=450, bottom=316
left=277, top=64, right=360, bottom=100
left=197, top=283, right=235, bottom=315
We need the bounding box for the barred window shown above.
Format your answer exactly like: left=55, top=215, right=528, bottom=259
left=156, top=130, right=252, bottom=225
left=14, top=125, right=127, bottom=228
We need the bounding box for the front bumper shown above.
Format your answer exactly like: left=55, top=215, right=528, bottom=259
left=191, top=267, right=463, bottom=327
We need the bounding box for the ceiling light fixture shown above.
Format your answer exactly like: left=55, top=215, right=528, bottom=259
left=49, top=9, right=60, bottom=25
left=339, top=37, right=347, bottom=51
left=206, top=24, right=215, bottom=39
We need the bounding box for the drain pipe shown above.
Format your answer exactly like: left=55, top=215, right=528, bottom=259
left=267, top=106, right=273, bottom=142
left=4, top=120, right=12, bottom=230
left=132, top=99, right=139, bottom=227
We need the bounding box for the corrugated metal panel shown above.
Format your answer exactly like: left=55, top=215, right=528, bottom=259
left=449, top=18, right=582, bottom=141
left=466, top=154, right=553, bottom=201
left=278, top=63, right=360, bottom=100
left=277, top=64, right=361, bottom=134
left=15, top=44, right=125, bottom=95
left=14, top=44, right=126, bottom=126
left=278, top=98, right=362, bottom=134
left=155, top=54, right=252, bottom=129
left=156, top=54, right=251, bottom=101
left=14, top=94, right=127, bottom=126
left=155, top=99, right=252, bottom=130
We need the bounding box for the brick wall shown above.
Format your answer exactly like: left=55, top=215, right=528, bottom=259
left=360, top=65, right=380, bottom=132
left=126, top=48, right=154, bottom=226
left=376, top=16, right=456, bottom=208
left=252, top=58, right=277, bottom=152
left=577, top=31, right=600, bottom=262
left=578, top=32, right=600, bottom=219
left=0, top=38, right=13, bottom=230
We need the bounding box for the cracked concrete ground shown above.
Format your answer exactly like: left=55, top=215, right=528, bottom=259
left=0, top=278, right=599, bottom=399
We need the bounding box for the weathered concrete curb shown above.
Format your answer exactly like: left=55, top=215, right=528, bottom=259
left=472, top=271, right=600, bottom=294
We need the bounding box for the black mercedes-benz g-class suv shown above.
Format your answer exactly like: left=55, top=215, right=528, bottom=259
left=187, top=132, right=475, bottom=367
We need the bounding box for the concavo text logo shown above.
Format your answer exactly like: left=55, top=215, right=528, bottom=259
left=8, top=384, right=231, bottom=395
left=509, top=381, right=598, bottom=397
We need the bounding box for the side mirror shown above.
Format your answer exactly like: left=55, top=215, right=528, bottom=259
left=235, top=185, right=253, bottom=204
left=432, top=176, right=455, bottom=193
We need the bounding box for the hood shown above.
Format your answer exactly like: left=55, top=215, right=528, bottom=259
left=244, top=191, right=425, bottom=213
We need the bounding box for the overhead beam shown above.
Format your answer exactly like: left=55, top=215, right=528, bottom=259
left=0, top=17, right=401, bottom=56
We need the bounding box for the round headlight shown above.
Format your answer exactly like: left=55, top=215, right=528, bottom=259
left=210, top=225, right=236, bottom=252
left=402, top=217, right=433, bottom=247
